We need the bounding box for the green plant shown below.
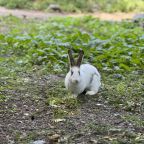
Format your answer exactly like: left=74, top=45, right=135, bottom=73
left=0, top=16, right=144, bottom=73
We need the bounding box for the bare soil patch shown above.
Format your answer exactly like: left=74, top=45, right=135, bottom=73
left=1, top=73, right=143, bottom=143
left=0, top=6, right=138, bottom=21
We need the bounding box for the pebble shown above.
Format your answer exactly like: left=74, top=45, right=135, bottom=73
left=30, top=140, right=46, bottom=144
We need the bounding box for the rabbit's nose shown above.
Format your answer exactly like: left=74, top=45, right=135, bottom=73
left=72, top=79, right=79, bottom=83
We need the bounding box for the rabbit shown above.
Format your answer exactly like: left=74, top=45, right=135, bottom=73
left=65, top=49, right=101, bottom=97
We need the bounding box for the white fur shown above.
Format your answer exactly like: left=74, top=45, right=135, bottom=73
left=65, top=64, right=101, bottom=97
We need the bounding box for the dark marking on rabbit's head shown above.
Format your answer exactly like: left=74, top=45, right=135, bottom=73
left=67, top=49, right=84, bottom=84
left=68, top=49, right=84, bottom=67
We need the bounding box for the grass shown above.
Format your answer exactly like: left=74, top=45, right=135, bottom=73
left=0, top=0, right=144, bottom=13
left=103, top=73, right=144, bottom=112
left=0, top=16, right=144, bottom=143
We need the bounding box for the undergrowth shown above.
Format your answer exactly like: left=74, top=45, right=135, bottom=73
left=0, top=16, right=144, bottom=74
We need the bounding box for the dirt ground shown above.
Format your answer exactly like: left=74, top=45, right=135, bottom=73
left=1, top=73, right=143, bottom=144
left=0, top=6, right=138, bottom=21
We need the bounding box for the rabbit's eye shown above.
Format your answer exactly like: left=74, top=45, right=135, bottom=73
left=71, top=71, right=73, bottom=75
left=78, top=71, right=80, bottom=75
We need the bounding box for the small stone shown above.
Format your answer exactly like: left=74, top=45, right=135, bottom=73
left=48, top=4, right=62, bottom=12
left=89, top=139, right=97, bottom=143
left=96, top=103, right=104, bottom=107
left=54, top=118, right=66, bottom=122
left=48, top=123, right=55, bottom=129
left=49, top=134, right=60, bottom=142
left=31, top=140, right=45, bottom=144
left=114, top=113, right=120, bottom=117
left=24, top=113, right=29, bottom=116
left=113, top=74, right=123, bottom=79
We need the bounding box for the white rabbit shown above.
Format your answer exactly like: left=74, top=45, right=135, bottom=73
left=65, top=49, right=101, bottom=97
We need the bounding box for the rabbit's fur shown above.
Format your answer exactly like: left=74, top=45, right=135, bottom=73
left=65, top=49, right=101, bottom=97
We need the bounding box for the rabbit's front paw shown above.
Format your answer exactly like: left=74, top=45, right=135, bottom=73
left=70, top=94, right=78, bottom=98
left=86, top=91, right=97, bottom=95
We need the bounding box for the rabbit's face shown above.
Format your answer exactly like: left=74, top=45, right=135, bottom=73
left=70, top=66, right=80, bottom=84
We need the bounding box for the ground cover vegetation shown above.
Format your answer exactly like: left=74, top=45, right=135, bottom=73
left=0, top=16, right=144, bottom=143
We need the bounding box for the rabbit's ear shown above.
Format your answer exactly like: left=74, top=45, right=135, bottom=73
left=76, top=49, right=84, bottom=67
left=68, top=49, right=75, bottom=67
